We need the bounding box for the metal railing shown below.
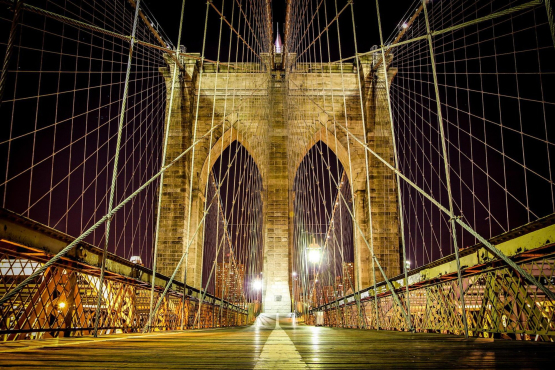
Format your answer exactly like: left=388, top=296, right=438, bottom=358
left=308, top=215, right=555, bottom=341
left=0, top=209, right=255, bottom=341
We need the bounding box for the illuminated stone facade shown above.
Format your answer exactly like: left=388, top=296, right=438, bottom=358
left=157, top=51, right=401, bottom=313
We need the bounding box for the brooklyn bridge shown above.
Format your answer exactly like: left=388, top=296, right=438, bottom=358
left=0, top=0, right=554, bottom=368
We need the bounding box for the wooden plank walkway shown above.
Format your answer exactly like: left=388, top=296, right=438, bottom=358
left=0, top=314, right=552, bottom=369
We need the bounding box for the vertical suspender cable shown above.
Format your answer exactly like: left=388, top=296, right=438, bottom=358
left=349, top=0, right=381, bottom=331
left=193, top=0, right=226, bottom=328
left=421, top=0, right=469, bottom=338
left=333, top=0, right=365, bottom=330
left=93, top=0, right=142, bottom=338
left=148, top=0, right=187, bottom=333
left=374, top=0, right=413, bottom=332
left=544, top=0, right=555, bottom=49
left=0, top=0, right=23, bottom=106
left=183, top=0, right=211, bottom=307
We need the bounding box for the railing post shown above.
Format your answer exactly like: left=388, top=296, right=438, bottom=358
left=421, top=0, right=469, bottom=339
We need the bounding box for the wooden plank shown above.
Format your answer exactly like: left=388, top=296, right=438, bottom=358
left=0, top=315, right=552, bottom=369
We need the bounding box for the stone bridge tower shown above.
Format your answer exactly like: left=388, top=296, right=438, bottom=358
left=156, top=50, right=400, bottom=313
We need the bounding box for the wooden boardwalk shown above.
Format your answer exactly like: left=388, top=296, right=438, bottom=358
left=0, top=314, right=552, bottom=369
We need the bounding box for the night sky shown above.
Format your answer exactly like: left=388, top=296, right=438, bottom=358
left=141, top=0, right=409, bottom=58
left=1, top=0, right=554, bottom=286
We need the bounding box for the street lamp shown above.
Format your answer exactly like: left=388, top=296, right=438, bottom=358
left=292, top=272, right=297, bottom=317
left=252, top=279, right=262, bottom=291
left=307, top=238, right=322, bottom=310
left=307, top=238, right=321, bottom=264
left=308, top=249, right=321, bottom=264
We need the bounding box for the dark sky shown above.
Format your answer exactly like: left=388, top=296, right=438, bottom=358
left=3, top=0, right=552, bottom=281
left=141, top=0, right=410, bottom=57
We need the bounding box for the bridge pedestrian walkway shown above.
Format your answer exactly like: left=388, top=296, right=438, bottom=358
left=0, top=314, right=552, bottom=369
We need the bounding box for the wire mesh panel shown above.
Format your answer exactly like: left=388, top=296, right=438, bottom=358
left=0, top=0, right=167, bottom=265
left=0, top=0, right=266, bottom=341
left=389, top=0, right=555, bottom=268
left=292, top=142, right=355, bottom=312
left=202, top=142, right=264, bottom=307
left=0, top=0, right=554, bottom=344
left=293, top=0, right=555, bottom=341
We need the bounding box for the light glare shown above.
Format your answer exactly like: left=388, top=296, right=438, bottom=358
left=308, top=249, right=321, bottom=263
left=252, top=279, right=262, bottom=291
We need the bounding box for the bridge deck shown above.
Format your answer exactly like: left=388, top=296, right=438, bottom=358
left=1, top=315, right=552, bottom=369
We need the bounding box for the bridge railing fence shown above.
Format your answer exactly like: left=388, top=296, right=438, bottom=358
left=308, top=216, right=555, bottom=341
left=0, top=214, right=253, bottom=341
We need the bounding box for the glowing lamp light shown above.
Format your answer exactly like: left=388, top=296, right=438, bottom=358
left=292, top=272, right=297, bottom=277
left=401, top=22, right=409, bottom=29
left=405, top=260, right=411, bottom=270
left=307, top=237, right=322, bottom=264
left=308, top=248, right=321, bottom=264
left=58, top=302, right=66, bottom=309
left=252, top=279, right=263, bottom=291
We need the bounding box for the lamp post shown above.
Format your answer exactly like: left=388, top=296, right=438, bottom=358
left=307, top=237, right=321, bottom=310
left=292, top=271, right=297, bottom=317
left=307, top=238, right=322, bottom=264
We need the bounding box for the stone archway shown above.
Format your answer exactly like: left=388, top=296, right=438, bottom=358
left=291, top=125, right=354, bottom=191
left=198, top=127, right=266, bottom=198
